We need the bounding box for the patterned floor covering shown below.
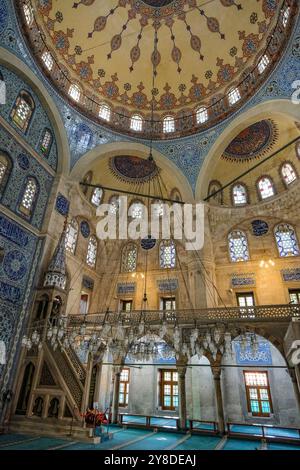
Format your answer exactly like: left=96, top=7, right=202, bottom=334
left=0, top=429, right=299, bottom=451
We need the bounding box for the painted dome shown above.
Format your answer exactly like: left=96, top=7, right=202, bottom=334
left=17, top=0, right=296, bottom=138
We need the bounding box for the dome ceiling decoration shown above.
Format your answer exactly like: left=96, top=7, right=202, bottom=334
left=109, top=155, right=160, bottom=183
left=18, top=0, right=296, bottom=138
left=222, top=119, right=279, bottom=162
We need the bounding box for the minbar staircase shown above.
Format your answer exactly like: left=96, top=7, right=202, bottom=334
left=9, top=342, right=95, bottom=441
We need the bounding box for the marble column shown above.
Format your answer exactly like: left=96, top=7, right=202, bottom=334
left=111, top=365, right=122, bottom=424
left=289, top=368, right=300, bottom=413
left=212, top=366, right=225, bottom=434
left=80, top=352, right=94, bottom=415
left=177, top=366, right=187, bottom=430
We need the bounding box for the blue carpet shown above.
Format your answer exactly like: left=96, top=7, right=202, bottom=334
left=267, top=443, right=300, bottom=450
left=175, top=435, right=221, bottom=450
left=223, top=439, right=261, bottom=451
left=122, top=431, right=182, bottom=450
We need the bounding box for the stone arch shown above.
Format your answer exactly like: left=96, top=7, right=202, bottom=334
left=196, top=99, right=300, bottom=201
left=70, top=141, right=194, bottom=203
left=0, top=47, right=70, bottom=175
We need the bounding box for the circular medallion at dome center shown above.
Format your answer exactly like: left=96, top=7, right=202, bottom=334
left=142, top=0, right=174, bottom=6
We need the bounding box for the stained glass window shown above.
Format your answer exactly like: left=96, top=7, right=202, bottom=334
left=23, top=2, right=33, bottom=26
left=160, top=240, right=176, bottom=269
left=86, top=236, right=97, bottom=268
left=109, top=195, right=119, bottom=215
left=130, top=114, right=143, bottom=132
left=91, top=187, right=103, bottom=207
left=244, top=371, right=272, bottom=416
left=119, top=368, right=130, bottom=407
left=228, top=230, right=250, bottom=262
left=68, top=84, right=81, bottom=102
left=130, top=201, right=144, bottom=219
left=282, top=6, right=290, bottom=27
left=160, top=370, right=178, bottom=410
left=65, top=218, right=79, bottom=254
left=232, top=184, right=247, bottom=205
left=281, top=162, right=297, bottom=185
left=122, top=243, right=137, bottom=272
left=274, top=223, right=300, bottom=257
left=41, top=51, right=53, bottom=71
left=0, top=154, right=9, bottom=188
left=41, top=129, right=53, bottom=155
left=257, top=176, right=275, bottom=200
left=11, top=91, right=35, bottom=132
left=258, top=54, right=270, bottom=74
left=99, top=103, right=111, bottom=121
left=196, top=107, right=208, bottom=124
left=208, top=180, right=223, bottom=204
left=152, top=200, right=165, bottom=217
left=296, top=141, right=300, bottom=160
left=163, top=116, right=175, bottom=133
left=228, top=87, right=241, bottom=106
left=19, top=178, right=38, bottom=216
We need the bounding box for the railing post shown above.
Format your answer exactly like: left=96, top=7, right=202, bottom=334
left=212, top=366, right=225, bottom=435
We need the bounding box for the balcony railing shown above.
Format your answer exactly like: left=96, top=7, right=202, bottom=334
left=68, top=304, right=300, bottom=328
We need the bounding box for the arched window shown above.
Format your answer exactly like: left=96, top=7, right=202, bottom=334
left=41, top=51, right=53, bottom=71
left=0, top=72, right=5, bottom=106
left=130, top=114, right=143, bottom=132
left=99, top=102, right=111, bottom=121
left=282, top=6, right=290, bottom=28
left=11, top=91, right=35, bottom=132
left=68, top=84, right=81, bottom=102
left=152, top=200, right=165, bottom=217
left=228, top=87, right=241, bottom=106
left=170, top=188, right=182, bottom=202
left=109, top=195, right=119, bottom=214
left=296, top=141, right=300, bottom=160
left=86, top=236, right=97, bottom=268
left=65, top=218, right=79, bottom=254
left=232, top=183, right=247, bottom=206
left=23, top=1, right=33, bottom=26
left=257, top=176, right=275, bottom=200
left=40, top=128, right=53, bottom=156
left=160, top=240, right=176, bottom=269
left=196, top=106, right=208, bottom=124
left=274, top=223, right=300, bottom=257
left=281, top=162, right=297, bottom=186
left=91, top=187, right=103, bottom=207
left=163, top=116, right=175, bottom=134
left=19, top=177, right=38, bottom=216
left=228, top=230, right=250, bottom=262
left=82, top=171, right=92, bottom=196
left=0, top=153, right=11, bottom=191
left=258, top=54, right=270, bottom=74
left=122, top=243, right=137, bottom=272
left=208, top=180, right=223, bottom=204
left=129, top=201, right=144, bottom=219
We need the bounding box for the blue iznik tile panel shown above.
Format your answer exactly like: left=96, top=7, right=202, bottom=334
left=234, top=341, right=272, bottom=366
left=0, top=213, right=42, bottom=384
left=0, top=124, right=53, bottom=230
left=0, top=65, right=58, bottom=172
left=0, top=0, right=300, bottom=191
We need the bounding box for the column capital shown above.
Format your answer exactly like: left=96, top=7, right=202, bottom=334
left=112, top=364, right=123, bottom=376
left=211, top=366, right=222, bottom=379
